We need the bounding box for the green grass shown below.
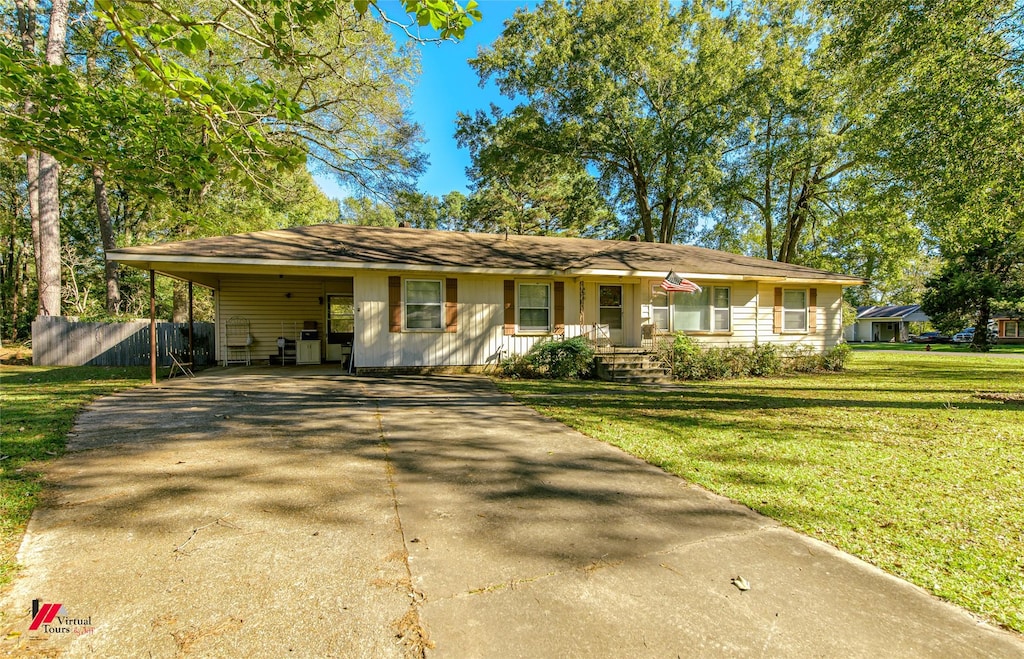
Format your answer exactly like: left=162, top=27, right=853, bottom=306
left=850, top=341, right=1024, bottom=353
left=495, top=353, right=1024, bottom=633
left=0, top=366, right=149, bottom=588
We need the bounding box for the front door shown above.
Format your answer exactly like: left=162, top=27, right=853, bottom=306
left=599, top=285, right=624, bottom=345
left=327, top=294, right=354, bottom=365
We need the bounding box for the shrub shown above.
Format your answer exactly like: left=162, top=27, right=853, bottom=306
left=655, top=334, right=847, bottom=380
left=658, top=335, right=751, bottom=380
left=821, top=343, right=852, bottom=372
left=498, top=353, right=537, bottom=379
left=527, top=336, right=596, bottom=379
left=748, top=342, right=783, bottom=377
left=721, top=346, right=753, bottom=378
left=499, top=336, right=596, bottom=380
left=785, top=345, right=822, bottom=373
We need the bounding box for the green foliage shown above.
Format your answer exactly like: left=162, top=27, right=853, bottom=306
left=828, top=0, right=1023, bottom=327
left=820, top=343, right=852, bottom=372
left=339, top=190, right=448, bottom=229
left=784, top=345, right=823, bottom=373
left=471, top=0, right=755, bottom=243
left=2, top=1, right=433, bottom=196
left=748, top=343, right=784, bottom=377
left=497, top=352, right=535, bottom=379
left=655, top=333, right=847, bottom=380
left=498, top=336, right=595, bottom=380
left=922, top=222, right=1024, bottom=350
left=454, top=106, right=618, bottom=238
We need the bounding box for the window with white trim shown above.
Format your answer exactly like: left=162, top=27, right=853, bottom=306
left=1005, top=321, right=1019, bottom=338
left=783, top=289, right=808, bottom=332
left=651, top=285, right=669, bottom=330
left=669, top=286, right=731, bottom=333
left=518, top=282, right=551, bottom=332
left=405, top=279, right=443, bottom=330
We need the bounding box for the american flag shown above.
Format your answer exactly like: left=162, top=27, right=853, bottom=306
left=660, top=271, right=702, bottom=293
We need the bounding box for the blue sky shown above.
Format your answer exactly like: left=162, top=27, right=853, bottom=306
left=313, top=1, right=537, bottom=202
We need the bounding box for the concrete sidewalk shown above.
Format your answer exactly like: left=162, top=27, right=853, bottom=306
left=2, top=370, right=1022, bottom=657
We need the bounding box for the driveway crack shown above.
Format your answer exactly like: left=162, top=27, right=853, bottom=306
left=375, top=402, right=434, bottom=658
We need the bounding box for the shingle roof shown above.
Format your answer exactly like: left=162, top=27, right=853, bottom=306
left=855, top=304, right=923, bottom=319
left=109, top=223, right=864, bottom=283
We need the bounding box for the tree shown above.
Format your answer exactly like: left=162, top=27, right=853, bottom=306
left=338, top=190, right=444, bottom=229
left=922, top=223, right=1024, bottom=349
left=0, top=144, right=33, bottom=340
left=828, top=0, right=1024, bottom=346
left=1, top=0, right=481, bottom=321
left=471, top=0, right=756, bottom=243
left=455, top=106, right=617, bottom=237
left=717, top=0, right=878, bottom=264
left=33, top=0, right=69, bottom=317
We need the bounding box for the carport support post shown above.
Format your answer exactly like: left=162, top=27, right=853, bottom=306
left=188, top=281, right=194, bottom=366
left=150, top=269, right=157, bottom=385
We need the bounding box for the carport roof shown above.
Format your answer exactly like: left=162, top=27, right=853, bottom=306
left=855, top=304, right=927, bottom=320
left=109, top=223, right=865, bottom=286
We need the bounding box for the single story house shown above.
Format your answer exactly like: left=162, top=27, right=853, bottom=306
left=844, top=304, right=931, bottom=343
left=993, top=317, right=1024, bottom=344
left=108, top=224, right=864, bottom=371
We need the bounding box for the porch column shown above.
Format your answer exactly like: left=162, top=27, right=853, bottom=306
left=188, top=281, right=194, bottom=366
left=149, top=269, right=156, bottom=385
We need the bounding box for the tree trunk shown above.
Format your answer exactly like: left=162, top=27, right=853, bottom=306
left=36, top=153, right=61, bottom=316
left=35, top=0, right=70, bottom=317
left=93, top=166, right=121, bottom=314
left=85, top=32, right=121, bottom=316
left=972, top=296, right=992, bottom=352
left=172, top=281, right=189, bottom=323
left=14, top=0, right=41, bottom=294
left=763, top=114, right=774, bottom=260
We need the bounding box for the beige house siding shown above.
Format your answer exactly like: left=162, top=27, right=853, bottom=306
left=636, top=278, right=843, bottom=350
left=754, top=282, right=843, bottom=350
left=217, top=275, right=332, bottom=363
left=214, top=273, right=847, bottom=368
left=356, top=273, right=589, bottom=369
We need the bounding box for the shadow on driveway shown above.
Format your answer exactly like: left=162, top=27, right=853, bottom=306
left=1, top=369, right=1021, bottom=657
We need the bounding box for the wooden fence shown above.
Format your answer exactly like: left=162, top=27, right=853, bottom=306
left=32, top=316, right=215, bottom=367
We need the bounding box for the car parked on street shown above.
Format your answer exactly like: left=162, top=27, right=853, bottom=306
left=910, top=331, right=951, bottom=344
left=952, top=328, right=976, bottom=343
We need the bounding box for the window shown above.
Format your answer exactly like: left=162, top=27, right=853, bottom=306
left=518, top=282, right=551, bottom=332
left=328, top=295, right=354, bottom=335
left=783, top=289, right=807, bottom=332
left=599, top=285, right=623, bottom=330
left=405, top=280, right=442, bottom=330
left=669, top=286, right=731, bottom=333
left=1006, top=321, right=1019, bottom=338
left=651, top=285, right=669, bottom=330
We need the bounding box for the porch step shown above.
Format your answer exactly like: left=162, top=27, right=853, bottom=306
left=594, top=350, right=673, bottom=385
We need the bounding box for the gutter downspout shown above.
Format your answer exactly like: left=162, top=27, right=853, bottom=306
left=754, top=284, right=760, bottom=345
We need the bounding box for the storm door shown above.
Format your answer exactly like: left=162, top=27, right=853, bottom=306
left=599, top=285, right=624, bottom=345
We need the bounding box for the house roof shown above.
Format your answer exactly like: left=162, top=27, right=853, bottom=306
left=109, top=223, right=865, bottom=287
left=855, top=304, right=927, bottom=320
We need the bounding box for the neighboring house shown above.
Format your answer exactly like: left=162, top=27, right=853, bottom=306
left=993, top=317, right=1024, bottom=344
left=845, top=304, right=931, bottom=343
left=108, top=224, right=864, bottom=371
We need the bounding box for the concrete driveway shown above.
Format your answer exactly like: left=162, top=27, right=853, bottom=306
left=2, top=369, right=1022, bottom=657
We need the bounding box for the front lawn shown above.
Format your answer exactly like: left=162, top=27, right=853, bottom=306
left=850, top=342, right=1024, bottom=354
left=0, top=366, right=149, bottom=588
left=495, top=352, right=1024, bottom=633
